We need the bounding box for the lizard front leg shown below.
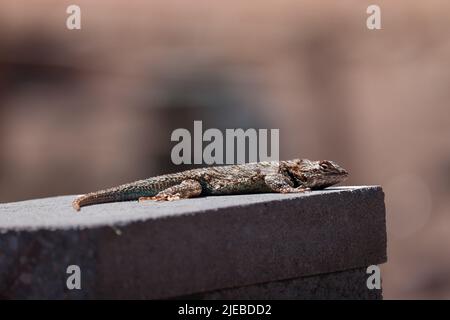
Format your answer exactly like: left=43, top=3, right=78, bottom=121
left=139, top=179, right=202, bottom=202
left=264, top=174, right=310, bottom=193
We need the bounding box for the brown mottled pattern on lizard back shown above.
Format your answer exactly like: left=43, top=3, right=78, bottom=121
left=72, top=159, right=348, bottom=211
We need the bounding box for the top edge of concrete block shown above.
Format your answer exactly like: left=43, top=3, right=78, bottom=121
left=0, top=186, right=382, bottom=232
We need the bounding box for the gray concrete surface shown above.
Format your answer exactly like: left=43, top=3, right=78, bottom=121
left=0, top=186, right=386, bottom=299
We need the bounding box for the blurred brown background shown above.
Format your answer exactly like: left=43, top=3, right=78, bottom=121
left=1, top=0, right=449, bottom=299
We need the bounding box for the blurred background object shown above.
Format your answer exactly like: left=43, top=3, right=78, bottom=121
left=1, top=0, right=450, bottom=299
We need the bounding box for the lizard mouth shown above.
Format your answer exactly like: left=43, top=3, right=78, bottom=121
left=312, top=170, right=349, bottom=189
left=332, top=168, right=349, bottom=180
left=333, top=170, right=349, bottom=181
left=339, top=170, right=349, bottom=179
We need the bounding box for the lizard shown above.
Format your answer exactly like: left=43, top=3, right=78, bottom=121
left=72, top=159, right=348, bottom=211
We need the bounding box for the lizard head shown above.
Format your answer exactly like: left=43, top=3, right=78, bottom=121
left=282, top=159, right=349, bottom=189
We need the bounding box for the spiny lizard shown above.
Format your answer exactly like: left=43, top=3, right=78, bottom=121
left=72, top=159, right=348, bottom=211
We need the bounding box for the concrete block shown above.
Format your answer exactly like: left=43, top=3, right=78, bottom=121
left=0, top=186, right=387, bottom=299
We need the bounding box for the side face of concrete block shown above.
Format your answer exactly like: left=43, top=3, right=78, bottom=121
left=179, top=267, right=383, bottom=300
left=0, top=186, right=387, bottom=299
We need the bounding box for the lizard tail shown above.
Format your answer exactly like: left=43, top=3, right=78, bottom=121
left=72, top=183, right=150, bottom=211
left=72, top=192, right=114, bottom=211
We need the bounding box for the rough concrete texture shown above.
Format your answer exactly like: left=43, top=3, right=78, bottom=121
left=0, top=186, right=387, bottom=299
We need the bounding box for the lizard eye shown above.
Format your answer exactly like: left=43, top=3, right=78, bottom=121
left=320, top=161, right=331, bottom=170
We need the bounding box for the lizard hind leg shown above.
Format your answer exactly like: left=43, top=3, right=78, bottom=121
left=139, top=179, right=202, bottom=202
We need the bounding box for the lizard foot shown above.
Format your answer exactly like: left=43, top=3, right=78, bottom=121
left=279, top=187, right=311, bottom=193
left=139, top=179, right=202, bottom=203
left=165, top=194, right=181, bottom=201
left=139, top=194, right=181, bottom=202
left=138, top=196, right=155, bottom=202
